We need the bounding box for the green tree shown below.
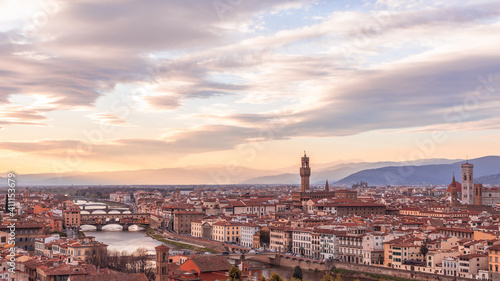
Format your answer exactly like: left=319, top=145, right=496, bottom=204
left=260, top=276, right=267, bottom=281
left=333, top=273, right=342, bottom=281
left=229, top=266, right=242, bottom=281
left=260, top=229, right=270, bottom=244
left=320, top=273, right=335, bottom=281
left=268, top=272, right=284, bottom=281
left=292, top=266, right=303, bottom=280
left=420, top=243, right=429, bottom=266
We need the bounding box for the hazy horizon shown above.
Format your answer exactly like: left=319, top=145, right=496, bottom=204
left=2, top=0, right=500, bottom=175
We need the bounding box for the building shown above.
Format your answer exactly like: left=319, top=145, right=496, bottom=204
left=292, top=229, right=312, bottom=257
left=300, top=152, right=311, bottom=193
left=155, top=244, right=170, bottom=281
left=457, top=253, right=487, bottom=279
left=253, top=232, right=261, bottom=249
left=63, top=204, right=81, bottom=229
left=362, top=232, right=385, bottom=265
left=474, top=184, right=483, bottom=206
left=173, top=211, right=204, bottom=234
left=269, top=226, right=292, bottom=253
left=240, top=223, right=260, bottom=248
left=338, top=227, right=366, bottom=264
left=191, top=220, right=203, bottom=238
left=448, top=174, right=461, bottom=207
left=482, top=188, right=500, bottom=206
left=179, top=255, right=232, bottom=281
left=292, top=153, right=357, bottom=208
left=212, top=221, right=241, bottom=243
left=443, top=256, right=459, bottom=277
left=0, top=222, right=44, bottom=251
left=488, top=244, right=500, bottom=281
left=461, top=161, right=474, bottom=205
left=316, top=229, right=339, bottom=260
left=314, top=201, right=386, bottom=217
left=34, top=234, right=60, bottom=256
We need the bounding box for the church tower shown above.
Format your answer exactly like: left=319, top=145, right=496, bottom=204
left=461, top=161, right=474, bottom=205
left=474, top=183, right=483, bottom=206
left=325, top=180, right=329, bottom=192
left=300, top=152, right=311, bottom=193
left=450, top=174, right=459, bottom=207
left=155, top=244, right=170, bottom=281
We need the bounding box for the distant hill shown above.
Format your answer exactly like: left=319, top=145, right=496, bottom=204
left=477, top=173, right=500, bottom=185
left=336, top=156, right=500, bottom=186
left=242, top=159, right=462, bottom=185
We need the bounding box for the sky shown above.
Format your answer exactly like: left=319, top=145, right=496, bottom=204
left=1, top=0, right=500, bottom=175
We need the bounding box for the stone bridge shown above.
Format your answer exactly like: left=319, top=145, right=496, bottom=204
left=80, top=213, right=150, bottom=231
left=78, top=204, right=131, bottom=214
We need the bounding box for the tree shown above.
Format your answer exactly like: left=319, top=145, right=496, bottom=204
left=133, top=247, right=148, bottom=273
left=333, top=273, right=342, bottom=281
left=260, top=276, right=267, bottom=281
left=268, top=272, right=284, bottom=281
left=260, top=229, right=270, bottom=244
left=229, top=266, right=242, bottom=281
left=420, top=243, right=429, bottom=266
left=320, top=273, right=335, bottom=281
left=292, top=266, right=303, bottom=280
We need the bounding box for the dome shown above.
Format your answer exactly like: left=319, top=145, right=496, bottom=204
left=447, top=177, right=462, bottom=193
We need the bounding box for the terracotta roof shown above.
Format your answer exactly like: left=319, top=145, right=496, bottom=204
left=69, top=272, right=148, bottom=281
left=188, top=255, right=231, bottom=272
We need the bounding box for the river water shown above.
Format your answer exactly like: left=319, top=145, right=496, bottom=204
left=78, top=200, right=174, bottom=255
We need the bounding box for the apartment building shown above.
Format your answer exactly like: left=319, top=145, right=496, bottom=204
left=212, top=221, right=241, bottom=243
left=338, top=227, right=366, bottom=264
left=173, top=211, right=204, bottom=234
left=457, top=253, right=487, bottom=279
left=269, top=226, right=292, bottom=253
left=240, top=223, right=260, bottom=248
left=292, top=229, right=312, bottom=257
left=362, top=232, right=385, bottom=265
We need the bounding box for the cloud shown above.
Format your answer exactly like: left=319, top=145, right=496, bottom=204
left=89, top=112, right=129, bottom=125
left=0, top=125, right=256, bottom=160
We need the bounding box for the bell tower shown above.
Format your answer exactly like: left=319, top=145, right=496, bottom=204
left=155, top=244, right=170, bottom=281
left=461, top=161, right=474, bottom=205
left=300, top=152, right=311, bottom=193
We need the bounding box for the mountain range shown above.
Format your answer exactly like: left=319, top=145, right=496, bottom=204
left=1, top=156, right=499, bottom=186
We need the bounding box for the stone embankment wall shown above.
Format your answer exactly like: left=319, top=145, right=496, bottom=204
left=333, top=262, right=476, bottom=281
left=246, top=254, right=330, bottom=271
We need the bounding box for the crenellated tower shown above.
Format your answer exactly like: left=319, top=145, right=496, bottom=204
left=300, top=152, right=311, bottom=192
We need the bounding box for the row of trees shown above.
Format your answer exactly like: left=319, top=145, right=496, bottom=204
left=228, top=266, right=368, bottom=281
left=87, top=247, right=155, bottom=279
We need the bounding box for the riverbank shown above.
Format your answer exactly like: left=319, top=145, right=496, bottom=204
left=145, top=228, right=219, bottom=253
left=331, top=268, right=416, bottom=281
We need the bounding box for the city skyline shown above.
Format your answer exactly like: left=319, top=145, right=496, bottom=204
left=1, top=0, right=500, bottom=175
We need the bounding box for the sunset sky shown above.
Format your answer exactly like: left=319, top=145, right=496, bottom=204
left=1, top=0, right=500, bottom=175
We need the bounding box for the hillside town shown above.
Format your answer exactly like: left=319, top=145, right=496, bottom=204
left=2, top=154, right=500, bottom=281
